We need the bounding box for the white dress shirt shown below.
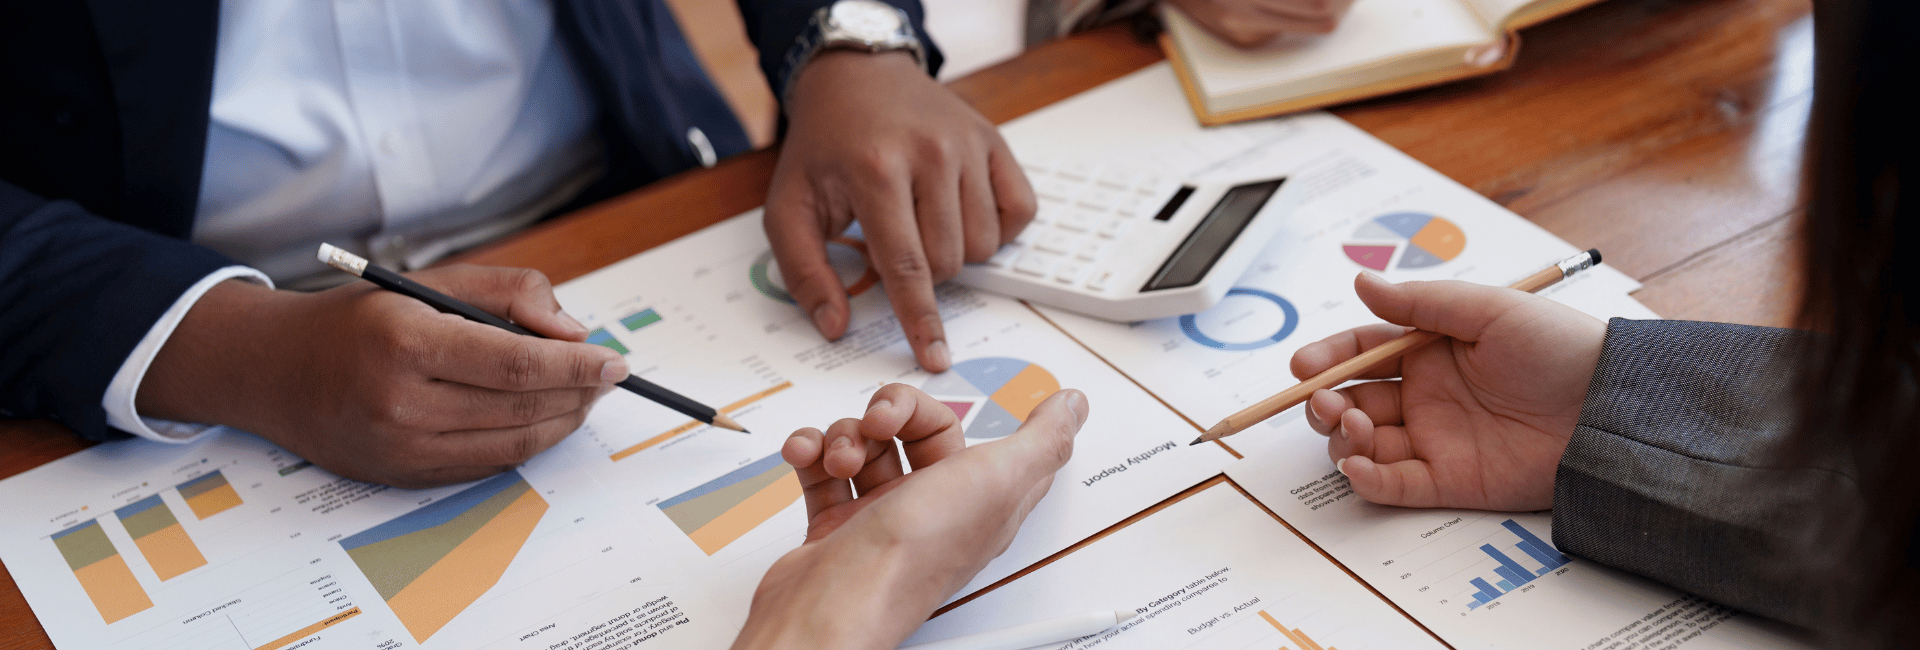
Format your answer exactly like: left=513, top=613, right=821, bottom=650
left=107, top=0, right=602, bottom=442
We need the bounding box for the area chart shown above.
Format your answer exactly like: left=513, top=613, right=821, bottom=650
left=922, top=358, right=1060, bottom=439
left=116, top=495, right=206, bottom=580
left=51, top=519, right=152, bottom=624
left=176, top=471, right=242, bottom=520
left=340, top=470, right=549, bottom=643
left=1343, top=212, right=1465, bottom=271
left=658, top=453, right=802, bottom=555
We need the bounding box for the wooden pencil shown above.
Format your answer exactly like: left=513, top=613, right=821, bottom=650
left=1189, top=249, right=1603, bottom=446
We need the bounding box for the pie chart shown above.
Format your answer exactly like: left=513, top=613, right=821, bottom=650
left=1343, top=212, right=1466, bottom=271
left=749, top=238, right=879, bottom=304
left=922, top=358, right=1060, bottom=439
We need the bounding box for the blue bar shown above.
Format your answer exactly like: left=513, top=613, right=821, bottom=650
left=1493, top=566, right=1526, bottom=588
left=1469, top=578, right=1503, bottom=602
left=1503, top=519, right=1568, bottom=565
left=1469, top=601, right=1482, bottom=610
left=1536, top=566, right=1552, bottom=575
left=1496, top=579, right=1516, bottom=592
left=1520, top=540, right=1566, bottom=571
left=1481, top=544, right=1536, bottom=587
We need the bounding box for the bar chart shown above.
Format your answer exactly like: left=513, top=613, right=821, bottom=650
left=176, top=471, right=243, bottom=520
left=1463, top=519, right=1570, bottom=610
left=115, top=495, right=206, bottom=581
left=51, top=519, right=152, bottom=624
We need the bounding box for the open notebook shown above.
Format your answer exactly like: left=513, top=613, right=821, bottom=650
left=1162, top=0, right=1605, bottom=125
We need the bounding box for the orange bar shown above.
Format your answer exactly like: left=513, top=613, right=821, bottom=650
left=255, top=607, right=363, bottom=650
left=610, top=381, right=793, bottom=461
left=73, top=555, right=153, bottom=623
left=135, top=523, right=207, bottom=581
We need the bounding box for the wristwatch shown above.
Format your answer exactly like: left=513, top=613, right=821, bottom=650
left=780, top=0, right=928, bottom=105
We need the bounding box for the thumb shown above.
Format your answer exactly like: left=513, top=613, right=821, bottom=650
left=995, top=389, right=1090, bottom=483
left=1353, top=272, right=1534, bottom=344
left=1337, top=455, right=1445, bottom=508
left=764, top=205, right=852, bottom=341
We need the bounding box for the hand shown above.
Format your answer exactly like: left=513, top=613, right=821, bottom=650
left=1288, top=272, right=1605, bottom=511
left=137, top=266, right=626, bottom=488
left=766, top=50, right=1037, bottom=373
left=1165, top=0, right=1359, bottom=46
left=731, top=384, right=1088, bottom=650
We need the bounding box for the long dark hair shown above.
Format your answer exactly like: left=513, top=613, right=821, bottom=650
left=1795, top=0, right=1919, bottom=644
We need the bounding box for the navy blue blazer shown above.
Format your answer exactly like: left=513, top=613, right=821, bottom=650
left=0, top=0, right=939, bottom=440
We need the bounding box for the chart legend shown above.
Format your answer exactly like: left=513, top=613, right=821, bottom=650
left=116, top=494, right=206, bottom=580
left=621, top=308, right=663, bottom=331
left=340, top=470, right=549, bottom=642
left=1343, top=212, right=1466, bottom=271
left=51, top=519, right=152, bottom=624
left=922, top=358, right=1060, bottom=439
left=658, top=453, right=802, bottom=555
left=176, top=471, right=242, bottom=520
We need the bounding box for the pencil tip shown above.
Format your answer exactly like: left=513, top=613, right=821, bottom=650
left=1188, top=436, right=1205, bottom=446
left=711, top=413, right=748, bottom=433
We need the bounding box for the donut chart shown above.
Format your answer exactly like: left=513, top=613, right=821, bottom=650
left=922, top=358, right=1060, bottom=439
left=749, top=238, right=880, bottom=304
left=1343, top=212, right=1466, bottom=271
left=1180, top=288, right=1299, bottom=351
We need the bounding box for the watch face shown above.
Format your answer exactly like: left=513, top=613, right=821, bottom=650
left=829, top=0, right=904, bottom=41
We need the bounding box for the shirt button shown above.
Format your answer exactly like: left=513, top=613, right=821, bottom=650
left=687, top=127, right=717, bottom=168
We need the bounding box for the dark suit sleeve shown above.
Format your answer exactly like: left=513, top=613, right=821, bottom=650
left=1553, top=318, right=1857, bottom=630
left=0, top=180, right=237, bottom=441
left=734, top=0, right=946, bottom=106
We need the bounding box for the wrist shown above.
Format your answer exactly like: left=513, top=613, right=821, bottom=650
left=733, top=534, right=940, bottom=650
left=135, top=279, right=296, bottom=432
left=787, top=50, right=925, bottom=119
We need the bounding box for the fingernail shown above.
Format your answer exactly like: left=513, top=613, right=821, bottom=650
left=1336, top=457, right=1349, bottom=476
left=1359, top=270, right=1388, bottom=285
left=559, top=310, right=589, bottom=336
left=1062, top=389, right=1089, bottom=426
left=830, top=436, right=853, bottom=451
left=812, top=303, right=835, bottom=333
left=866, top=399, right=892, bottom=415
left=600, top=359, right=628, bottom=383
left=927, top=340, right=952, bottom=370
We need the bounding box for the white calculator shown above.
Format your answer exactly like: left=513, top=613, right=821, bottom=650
left=953, top=157, right=1301, bottom=322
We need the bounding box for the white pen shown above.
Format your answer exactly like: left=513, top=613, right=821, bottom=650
left=901, top=610, right=1138, bottom=650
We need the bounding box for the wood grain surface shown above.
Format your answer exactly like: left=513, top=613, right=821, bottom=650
left=0, top=0, right=1815, bottom=644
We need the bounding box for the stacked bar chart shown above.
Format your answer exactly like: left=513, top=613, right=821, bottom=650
left=658, top=453, right=802, bottom=555
left=621, top=308, right=662, bottom=331
left=116, top=495, right=206, bottom=580
left=586, top=328, right=630, bottom=355
left=340, top=471, right=549, bottom=643
left=1465, top=519, right=1570, bottom=610
left=51, top=519, right=153, bottom=624
left=176, top=471, right=243, bottom=520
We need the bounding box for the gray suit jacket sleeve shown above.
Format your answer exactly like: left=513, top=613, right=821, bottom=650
left=1553, top=319, right=1858, bottom=630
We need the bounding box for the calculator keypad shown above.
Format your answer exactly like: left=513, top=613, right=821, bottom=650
left=992, top=156, right=1180, bottom=292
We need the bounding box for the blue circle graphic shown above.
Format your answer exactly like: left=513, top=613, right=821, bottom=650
left=1180, top=288, right=1299, bottom=351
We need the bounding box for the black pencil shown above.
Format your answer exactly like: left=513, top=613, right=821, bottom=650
left=318, top=244, right=748, bottom=433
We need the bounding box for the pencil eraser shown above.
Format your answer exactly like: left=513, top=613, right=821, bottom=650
left=317, top=243, right=338, bottom=265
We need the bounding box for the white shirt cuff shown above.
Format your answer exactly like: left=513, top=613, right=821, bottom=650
left=103, top=266, right=274, bottom=443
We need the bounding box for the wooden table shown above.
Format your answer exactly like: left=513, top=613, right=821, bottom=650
left=0, top=0, right=1814, bottom=645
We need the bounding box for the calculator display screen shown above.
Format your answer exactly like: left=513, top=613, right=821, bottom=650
left=1140, top=177, right=1287, bottom=292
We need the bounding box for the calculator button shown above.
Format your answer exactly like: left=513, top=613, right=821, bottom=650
left=1014, top=252, right=1061, bottom=277
left=1074, top=240, right=1110, bottom=261
left=1037, top=177, right=1078, bottom=202
left=1053, top=262, right=1086, bottom=284
left=1034, top=231, right=1080, bottom=254
left=1096, top=168, right=1136, bottom=189
left=1085, top=269, right=1115, bottom=292
left=1077, top=189, right=1117, bottom=212
left=1057, top=160, right=1097, bottom=181
left=986, top=244, right=1023, bottom=268
left=1057, top=209, right=1098, bottom=232
left=1096, top=218, right=1134, bottom=239
left=1019, top=154, right=1058, bottom=177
